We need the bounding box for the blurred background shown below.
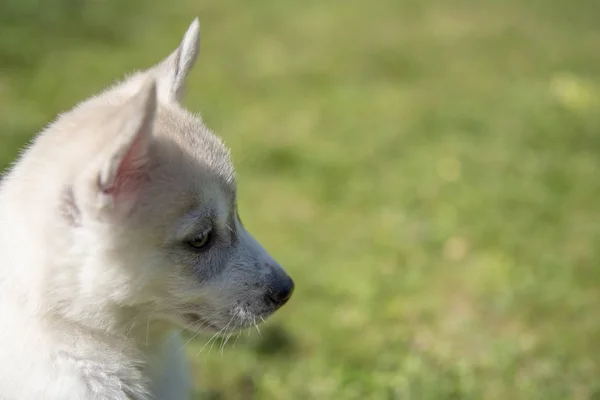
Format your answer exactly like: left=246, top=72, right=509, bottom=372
left=1, top=0, right=600, bottom=398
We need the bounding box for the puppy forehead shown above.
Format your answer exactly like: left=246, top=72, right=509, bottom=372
left=155, top=105, right=235, bottom=182
left=154, top=105, right=236, bottom=193
left=190, top=177, right=234, bottom=217
left=173, top=183, right=233, bottom=239
left=146, top=105, right=236, bottom=227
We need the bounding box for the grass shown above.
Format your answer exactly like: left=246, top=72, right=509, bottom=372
left=1, top=0, right=600, bottom=398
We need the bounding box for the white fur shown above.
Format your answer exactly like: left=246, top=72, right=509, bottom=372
left=0, top=18, right=293, bottom=400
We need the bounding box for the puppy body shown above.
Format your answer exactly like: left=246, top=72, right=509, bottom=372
left=0, top=19, right=293, bottom=400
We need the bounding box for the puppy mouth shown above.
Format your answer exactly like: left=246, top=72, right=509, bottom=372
left=182, top=313, right=220, bottom=332
left=181, top=308, right=274, bottom=334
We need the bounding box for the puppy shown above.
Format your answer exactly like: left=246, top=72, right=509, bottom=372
left=0, top=18, right=294, bottom=400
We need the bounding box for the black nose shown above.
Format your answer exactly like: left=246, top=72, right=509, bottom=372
left=267, top=275, right=295, bottom=308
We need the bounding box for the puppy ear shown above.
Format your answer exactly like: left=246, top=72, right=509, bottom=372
left=155, top=18, right=200, bottom=103
left=89, top=79, right=157, bottom=216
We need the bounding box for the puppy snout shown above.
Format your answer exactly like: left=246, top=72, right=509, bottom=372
left=265, top=269, right=294, bottom=308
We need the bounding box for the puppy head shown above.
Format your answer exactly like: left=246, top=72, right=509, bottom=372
left=65, top=19, right=293, bottom=334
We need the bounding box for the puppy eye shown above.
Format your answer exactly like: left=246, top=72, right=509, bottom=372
left=187, top=229, right=213, bottom=250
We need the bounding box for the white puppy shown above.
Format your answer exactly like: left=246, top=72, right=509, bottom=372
left=0, top=18, right=294, bottom=400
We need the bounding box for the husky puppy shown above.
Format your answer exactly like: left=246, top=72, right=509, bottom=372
left=0, top=18, right=294, bottom=400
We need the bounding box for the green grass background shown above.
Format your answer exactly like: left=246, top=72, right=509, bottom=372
left=1, top=0, right=600, bottom=398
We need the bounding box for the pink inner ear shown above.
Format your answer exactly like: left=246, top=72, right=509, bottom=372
left=103, top=131, right=150, bottom=202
